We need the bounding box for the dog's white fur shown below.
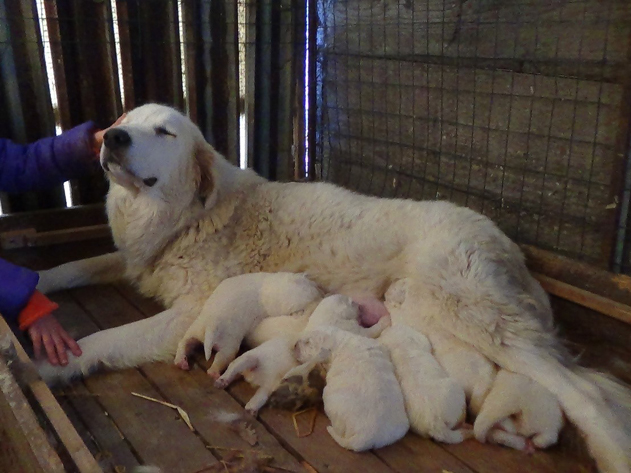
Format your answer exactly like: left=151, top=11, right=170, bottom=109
left=474, top=369, right=565, bottom=451
left=173, top=272, right=321, bottom=377
left=36, top=104, right=631, bottom=472
left=288, top=325, right=409, bottom=451
left=214, top=335, right=299, bottom=416
left=304, top=294, right=391, bottom=337
left=385, top=279, right=497, bottom=415
left=378, top=324, right=471, bottom=444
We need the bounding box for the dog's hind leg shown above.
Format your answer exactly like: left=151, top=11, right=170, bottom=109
left=206, top=345, right=240, bottom=379
left=214, top=353, right=258, bottom=389
left=38, top=306, right=190, bottom=385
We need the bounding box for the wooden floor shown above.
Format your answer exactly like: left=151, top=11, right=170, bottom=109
left=4, top=241, right=599, bottom=473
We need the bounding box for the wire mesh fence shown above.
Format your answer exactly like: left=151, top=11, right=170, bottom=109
left=316, top=0, right=631, bottom=270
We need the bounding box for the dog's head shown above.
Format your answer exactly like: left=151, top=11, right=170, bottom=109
left=100, top=104, right=217, bottom=207
left=308, top=294, right=359, bottom=327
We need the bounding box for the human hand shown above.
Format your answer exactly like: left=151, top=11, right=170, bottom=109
left=28, top=314, right=82, bottom=366
left=93, top=113, right=127, bottom=155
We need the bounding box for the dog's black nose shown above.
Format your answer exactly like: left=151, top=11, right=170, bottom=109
left=104, top=128, right=131, bottom=150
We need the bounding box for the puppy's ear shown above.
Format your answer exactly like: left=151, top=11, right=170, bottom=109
left=194, top=141, right=217, bottom=208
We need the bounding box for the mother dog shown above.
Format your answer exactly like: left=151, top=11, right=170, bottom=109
left=37, top=104, right=631, bottom=472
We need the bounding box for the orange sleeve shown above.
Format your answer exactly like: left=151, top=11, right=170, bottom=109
left=17, top=290, right=59, bottom=330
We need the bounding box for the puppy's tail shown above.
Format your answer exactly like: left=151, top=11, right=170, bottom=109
left=494, top=348, right=631, bottom=473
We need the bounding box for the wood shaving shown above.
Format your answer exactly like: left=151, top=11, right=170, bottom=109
left=291, top=408, right=317, bottom=438
left=301, top=462, right=318, bottom=473
left=131, top=392, right=194, bottom=431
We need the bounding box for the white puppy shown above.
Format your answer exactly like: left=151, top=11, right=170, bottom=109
left=286, top=325, right=409, bottom=451
left=174, top=272, right=321, bottom=377
left=379, top=324, right=471, bottom=444
left=474, top=369, right=565, bottom=452
left=214, top=334, right=299, bottom=416
left=385, top=279, right=497, bottom=416
left=304, top=294, right=391, bottom=337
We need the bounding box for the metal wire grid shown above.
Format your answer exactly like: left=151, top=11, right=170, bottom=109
left=316, top=0, right=631, bottom=269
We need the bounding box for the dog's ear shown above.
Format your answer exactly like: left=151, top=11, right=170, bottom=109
left=194, top=141, right=217, bottom=208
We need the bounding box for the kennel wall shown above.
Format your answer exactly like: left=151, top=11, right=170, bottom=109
left=314, top=0, right=631, bottom=272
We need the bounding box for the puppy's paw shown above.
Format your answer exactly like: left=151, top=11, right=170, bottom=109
left=245, top=407, right=259, bottom=418
left=524, top=439, right=536, bottom=455
left=175, top=357, right=190, bottom=371
left=214, top=378, right=229, bottom=389
left=207, top=368, right=221, bottom=380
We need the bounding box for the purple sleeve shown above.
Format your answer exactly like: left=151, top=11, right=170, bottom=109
left=0, top=258, right=39, bottom=323
left=0, top=121, right=100, bottom=193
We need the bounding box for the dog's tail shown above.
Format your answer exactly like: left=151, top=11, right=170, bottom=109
left=494, top=348, right=631, bottom=473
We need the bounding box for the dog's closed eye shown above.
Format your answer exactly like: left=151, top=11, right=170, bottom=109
left=155, top=126, right=177, bottom=137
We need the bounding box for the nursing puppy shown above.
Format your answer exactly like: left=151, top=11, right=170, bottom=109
left=288, top=327, right=408, bottom=451
left=214, top=334, right=301, bottom=416
left=474, top=369, right=565, bottom=452
left=379, top=324, right=471, bottom=444
left=385, top=279, right=497, bottom=416
left=303, top=294, right=391, bottom=337
left=174, top=272, right=321, bottom=377
left=284, top=294, right=406, bottom=451
left=37, top=104, right=631, bottom=472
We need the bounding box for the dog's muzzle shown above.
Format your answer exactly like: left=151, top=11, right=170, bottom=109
left=104, top=128, right=131, bottom=151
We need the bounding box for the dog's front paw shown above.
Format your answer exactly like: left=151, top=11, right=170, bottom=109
left=36, top=359, right=82, bottom=385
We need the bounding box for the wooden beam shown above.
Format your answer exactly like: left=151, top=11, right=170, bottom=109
left=533, top=272, right=631, bottom=326
left=0, top=343, right=65, bottom=473
left=0, top=318, right=102, bottom=473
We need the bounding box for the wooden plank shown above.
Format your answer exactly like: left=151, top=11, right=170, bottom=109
left=253, top=0, right=273, bottom=178
left=84, top=368, right=218, bottom=473
left=141, top=364, right=305, bottom=472
left=374, top=435, right=475, bottom=473
left=229, top=382, right=396, bottom=473
left=441, top=438, right=593, bottom=473
left=0, top=203, right=107, bottom=233
left=68, top=286, right=217, bottom=472
left=534, top=272, right=631, bottom=326
left=126, top=0, right=183, bottom=108
left=0, top=317, right=104, bottom=473
left=111, top=284, right=306, bottom=471
left=522, top=244, right=631, bottom=306
left=1, top=224, right=111, bottom=250
left=0, top=350, right=65, bottom=473
left=244, top=0, right=257, bottom=169
left=3, top=0, right=66, bottom=213
left=180, top=0, right=199, bottom=122
left=274, top=0, right=296, bottom=181
left=114, top=0, right=136, bottom=111
left=72, top=285, right=308, bottom=472
left=292, top=0, right=307, bottom=180
left=52, top=291, right=143, bottom=472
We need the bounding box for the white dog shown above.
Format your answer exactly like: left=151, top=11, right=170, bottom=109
left=385, top=279, right=497, bottom=416
left=303, top=294, right=391, bottom=337
left=214, top=334, right=299, bottom=416
left=379, top=324, right=471, bottom=444
left=173, top=272, right=321, bottom=377
left=286, top=325, right=409, bottom=451
left=474, top=369, right=565, bottom=452
left=36, top=104, right=631, bottom=472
